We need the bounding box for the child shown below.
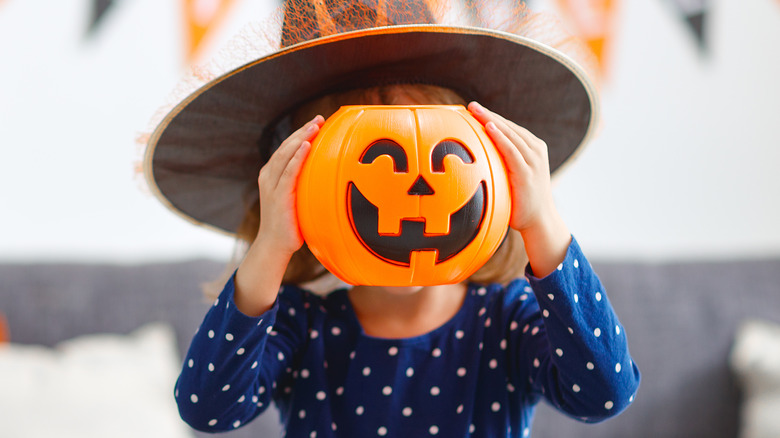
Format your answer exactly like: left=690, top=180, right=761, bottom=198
left=172, top=83, right=640, bottom=437
left=144, top=2, right=640, bottom=436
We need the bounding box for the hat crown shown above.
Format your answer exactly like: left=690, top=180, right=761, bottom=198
left=281, top=0, right=436, bottom=47
left=143, top=1, right=599, bottom=235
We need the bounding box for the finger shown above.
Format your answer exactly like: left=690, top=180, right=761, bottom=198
left=469, top=101, right=532, bottom=147
left=470, top=101, right=530, bottom=162
left=486, top=120, right=528, bottom=171
left=474, top=102, right=545, bottom=148
left=276, top=115, right=323, bottom=161
left=283, top=115, right=325, bottom=148
left=277, top=140, right=312, bottom=195
left=264, top=117, right=323, bottom=187
left=491, top=117, right=535, bottom=156
left=502, top=121, right=547, bottom=161
left=467, top=101, right=500, bottom=126
left=468, top=101, right=518, bottom=129
left=471, top=102, right=535, bottom=140
left=508, top=122, right=543, bottom=146
left=467, top=101, right=485, bottom=118
left=470, top=101, right=544, bottom=163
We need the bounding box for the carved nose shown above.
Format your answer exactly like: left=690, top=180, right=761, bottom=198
left=407, top=176, right=434, bottom=195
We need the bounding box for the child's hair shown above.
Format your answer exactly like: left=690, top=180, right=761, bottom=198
left=206, top=83, right=527, bottom=299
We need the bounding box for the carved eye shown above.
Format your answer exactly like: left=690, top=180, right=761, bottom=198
left=431, top=140, right=474, bottom=173
left=360, top=140, right=408, bottom=173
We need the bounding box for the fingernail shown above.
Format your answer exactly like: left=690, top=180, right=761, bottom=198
left=486, top=121, right=496, bottom=130
left=470, top=102, right=483, bottom=114
left=306, top=123, right=317, bottom=133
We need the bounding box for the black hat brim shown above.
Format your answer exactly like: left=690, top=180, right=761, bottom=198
left=144, top=25, right=599, bottom=234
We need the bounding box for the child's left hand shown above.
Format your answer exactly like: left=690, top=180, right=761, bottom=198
left=467, top=101, right=571, bottom=277
left=467, top=101, right=556, bottom=233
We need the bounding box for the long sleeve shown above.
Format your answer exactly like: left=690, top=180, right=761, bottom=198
left=174, top=277, right=307, bottom=432
left=174, top=237, right=639, bottom=436
left=505, top=237, right=640, bottom=422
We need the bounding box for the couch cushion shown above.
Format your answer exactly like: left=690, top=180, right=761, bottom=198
left=3, top=258, right=780, bottom=438
left=730, top=319, right=780, bottom=438
left=0, top=323, right=193, bottom=438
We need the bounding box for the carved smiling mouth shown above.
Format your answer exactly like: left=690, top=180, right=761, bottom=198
left=348, top=181, right=487, bottom=266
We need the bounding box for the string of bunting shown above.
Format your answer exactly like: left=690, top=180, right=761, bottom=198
left=0, top=0, right=736, bottom=73
left=83, top=0, right=240, bottom=62
left=550, top=0, right=709, bottom=79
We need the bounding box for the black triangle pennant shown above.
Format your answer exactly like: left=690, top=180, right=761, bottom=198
left=684, top=11, right=707, bottom=52
left=87, top=0, right=117, bottom=36
left=668, top=0, right=709, bottom=53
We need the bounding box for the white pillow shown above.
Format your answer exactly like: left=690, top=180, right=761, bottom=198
left=0, top=323, right=193, bottom=438
left=730, top=319, right=780, bottom=438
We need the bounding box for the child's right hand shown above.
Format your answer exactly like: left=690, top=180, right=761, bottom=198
left=255, top=115, right=325, bottom=257
left=233, top=115, right=324, bottom=317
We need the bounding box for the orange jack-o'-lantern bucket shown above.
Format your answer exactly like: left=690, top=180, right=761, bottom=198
left=297, top=105, right=511, bottom=286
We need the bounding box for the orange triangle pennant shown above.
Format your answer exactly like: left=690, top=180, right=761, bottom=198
left=554, top=0, right=618, bottom=79
left=0, top=313, right=9, bottom=344
left=183, top=0, right=238, bottom=63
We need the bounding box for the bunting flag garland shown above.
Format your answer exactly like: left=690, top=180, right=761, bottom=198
left=72, top=0, right=724, bottom=72
left=87, top=0, right=119, bottom=35
left=666, top=0, right=709, bottom=52
left=554, top=0, right=618, bottom=79
left=183, top=0, right=239, bottom=63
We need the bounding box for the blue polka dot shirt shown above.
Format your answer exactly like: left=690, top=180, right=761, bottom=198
left=176, top=237, right=640, bottom=437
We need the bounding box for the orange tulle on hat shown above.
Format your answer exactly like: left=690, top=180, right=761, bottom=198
left=143, top=0, right=599, bottom=235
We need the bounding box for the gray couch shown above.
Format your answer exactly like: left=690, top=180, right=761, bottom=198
left=3, top=257, right=779, bottom=437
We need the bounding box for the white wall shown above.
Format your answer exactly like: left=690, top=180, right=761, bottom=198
left=1, top=0, right=778, bottom=263
left=553, top=0, right=780, bottom=260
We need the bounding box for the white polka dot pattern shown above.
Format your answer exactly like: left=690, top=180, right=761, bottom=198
left=173, top=237, right=639, bottom=436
